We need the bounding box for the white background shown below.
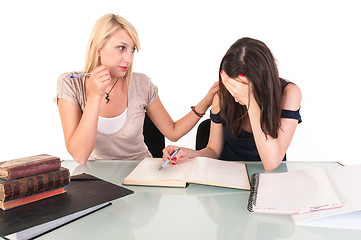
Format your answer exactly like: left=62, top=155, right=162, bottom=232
left=0, top=0, right=360, bottom=165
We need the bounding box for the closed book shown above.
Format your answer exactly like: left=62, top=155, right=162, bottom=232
left=0, top=154, right=61, bottom=180
left=0, top=187, right=66, bottom=210
left=0, top=167, right=70, bottom=203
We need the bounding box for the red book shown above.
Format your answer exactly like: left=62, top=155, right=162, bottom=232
left=0, top=187, right=66, bottom=210
left=0, top=154, right=61, bottom=180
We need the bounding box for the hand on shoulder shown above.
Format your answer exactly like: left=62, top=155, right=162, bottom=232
left=205, top=81, right=220, bottom=106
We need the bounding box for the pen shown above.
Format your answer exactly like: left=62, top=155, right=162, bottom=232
left=70, top=73, right=91, bottom=78
left=159, top=148, right=180, bottom=170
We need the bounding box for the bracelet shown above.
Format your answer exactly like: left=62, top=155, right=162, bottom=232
left=191, top=106, right=205, bottom=118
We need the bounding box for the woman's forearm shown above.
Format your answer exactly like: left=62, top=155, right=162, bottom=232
left=247, top=99, right=283, bottom=170
left=66, top=97, right=101, bottom=165
left=194, top=147, right=220, bottom=159
left=148, top=82, right=218, bottom=142
left=148, top=96, right=212, bottom=142
left=169, top=96, right=212, bottom=141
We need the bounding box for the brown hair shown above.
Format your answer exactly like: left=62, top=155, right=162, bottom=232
left=219, top=37, right=282, bottom=138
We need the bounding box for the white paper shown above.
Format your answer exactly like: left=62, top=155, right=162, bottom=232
left=292, top=165, right=361, bottom=229
left=253, top=167, right=342, bottom=214
left=189, top=157, right=250, bottom=190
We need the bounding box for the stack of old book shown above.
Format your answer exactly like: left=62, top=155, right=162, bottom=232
left=0, top=154, right=70, bottom=210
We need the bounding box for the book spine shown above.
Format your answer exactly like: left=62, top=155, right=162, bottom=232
left=1, top=168, right=70, bottom=202
left=6, top=158, right=61, bottom=180
left=247, top=172, right=260, bottom=212
left=1, top=187, right=66, bottom=210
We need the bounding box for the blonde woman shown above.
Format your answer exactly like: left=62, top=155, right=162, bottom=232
left=56, top=14, right=218, bottom=164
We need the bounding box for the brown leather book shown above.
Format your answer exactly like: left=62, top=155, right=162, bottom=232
left=0, top=154, right=61, bottom=180
left=0, top=167, right=70, bottom=203
left=0, top=187, right=66, bottom=210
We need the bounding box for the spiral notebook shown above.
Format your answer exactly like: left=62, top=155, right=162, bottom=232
left=247, top=167, right=342, bottom=214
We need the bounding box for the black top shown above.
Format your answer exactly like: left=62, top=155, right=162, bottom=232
left=211, top=79, right=302, bottom=161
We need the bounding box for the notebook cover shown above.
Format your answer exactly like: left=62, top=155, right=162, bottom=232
left=0, top=173, right=134, bottom=236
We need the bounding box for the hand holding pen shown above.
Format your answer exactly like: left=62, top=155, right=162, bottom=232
left=159, top=148, right=180, bottom=170
left=71, top=66, right=112, bottom=99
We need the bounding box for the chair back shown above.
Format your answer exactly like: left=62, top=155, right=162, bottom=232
left=143, top=112, right=165, bottom=158
left=195, top=119, right=211, bottom=150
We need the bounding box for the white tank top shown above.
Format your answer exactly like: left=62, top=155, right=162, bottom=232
left=97, top=109, right=128, bottom=135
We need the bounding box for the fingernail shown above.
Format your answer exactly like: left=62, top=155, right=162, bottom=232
left=220, top=70, right=224, bottom=75
left=167, top=157, right=170, bottom=160
left=173, top=157, right=177, bottom=161
left=172, top=162, right=176, bottom=165
left=221, top=80, right=224, bottom=84
left=239, top=74, right=244, bottom=78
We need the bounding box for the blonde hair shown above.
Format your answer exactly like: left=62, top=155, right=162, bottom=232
left=84, top=13, right=140, bottom=85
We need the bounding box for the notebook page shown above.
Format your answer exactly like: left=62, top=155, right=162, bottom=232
left=254, top=167, right=341, bottom=214
left=188, top=157, right=250, bottom=190
left=293, top=165, right=361, bottom=226
left=124, top=158, right=193, bottom=182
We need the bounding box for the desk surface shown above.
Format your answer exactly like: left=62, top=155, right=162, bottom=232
left=36, top=160, right=361, bottom=240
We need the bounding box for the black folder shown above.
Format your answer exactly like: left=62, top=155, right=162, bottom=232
left=0, top=173, right=133, bottom=239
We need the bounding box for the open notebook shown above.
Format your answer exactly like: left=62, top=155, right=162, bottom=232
left=247, top=167, right=342, bottom=214
left=123, top=157, right=250, bottom=190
